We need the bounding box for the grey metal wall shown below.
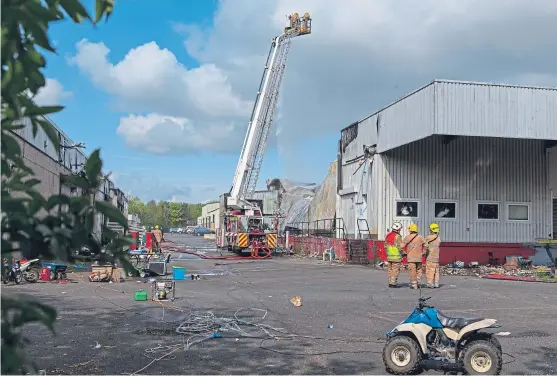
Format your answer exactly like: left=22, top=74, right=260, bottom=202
left=376, top=136, right=552, bottom=243
left=15, top=136, right=66, bottom=199
left=250, top=190, right=279, bottom=215
left=366, top=80, right=557, bottom=154
left=376, top=84, right=435, bottom=153
left=13, top=116, right=87, bottom=172
left=548, top=146, right=557, bottom=195
left=435, top=81, right=557, bottom=140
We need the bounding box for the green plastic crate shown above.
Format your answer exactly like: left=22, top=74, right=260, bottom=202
left=134, top=289, right=148, bottom=301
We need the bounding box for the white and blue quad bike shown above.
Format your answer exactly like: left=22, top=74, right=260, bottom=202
left=383, top=296, right=503, bottom=375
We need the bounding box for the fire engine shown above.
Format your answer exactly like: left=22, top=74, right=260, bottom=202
left=216, top=13, right=312, bottom=254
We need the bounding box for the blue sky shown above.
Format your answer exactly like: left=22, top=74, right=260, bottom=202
left=38, top=0, right=557, bottom=203
left=40, top=0, right=338, bottom=203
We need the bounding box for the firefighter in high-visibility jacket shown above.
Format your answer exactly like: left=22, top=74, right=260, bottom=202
left=401, top=223, right=426, bottom=290
left=385, top=222, right=404, bottom=288
left=424, top=223, right=441, bottom=288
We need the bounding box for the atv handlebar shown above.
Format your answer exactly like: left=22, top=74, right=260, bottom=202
left=418, top=296, right=432, bottom=309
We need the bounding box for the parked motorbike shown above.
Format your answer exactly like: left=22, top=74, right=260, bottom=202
left=2, top=259, right=23, bottom=285
left=20, top=258, right=41, bottom=283
left=383, top=296, right=503, bottom=375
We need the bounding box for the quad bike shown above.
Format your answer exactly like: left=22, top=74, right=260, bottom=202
left=383, top=296, right=503, bottom=375
left=20, top=258, right=41, bottom=283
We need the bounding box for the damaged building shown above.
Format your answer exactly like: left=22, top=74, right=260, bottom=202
left=337, top=79, right=557, bottom=262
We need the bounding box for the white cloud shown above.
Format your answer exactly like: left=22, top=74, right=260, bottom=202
left=69, top=0, right=557, bottom=174
left=68, top=39, right=251, bottom=153
left=33, top=78, right=73, bottom=106
left=116, top=113, right=242, bottom=154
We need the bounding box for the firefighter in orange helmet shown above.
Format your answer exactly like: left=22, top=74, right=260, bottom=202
left=401, top=223, right=426, bottom=289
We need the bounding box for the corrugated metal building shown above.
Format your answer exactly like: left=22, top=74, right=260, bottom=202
left=338, top=80, right=557, bottom=246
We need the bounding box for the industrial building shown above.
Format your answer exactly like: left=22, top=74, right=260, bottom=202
left=197, top=190, right=279, bottom=230
left=197, top=200, right=220, bottom=229
left=11, top=114, right=128, bottom=239
left=337, top=80, right=557, bottom=258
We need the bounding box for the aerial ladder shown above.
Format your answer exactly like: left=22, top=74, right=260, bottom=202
left=217, top=12, right=312, bottom=254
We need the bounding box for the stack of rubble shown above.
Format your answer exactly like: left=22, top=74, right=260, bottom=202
left=439, top=261, right=524, bottom=277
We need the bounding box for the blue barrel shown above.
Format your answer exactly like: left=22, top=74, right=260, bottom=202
left=173, top=266, right=185, bottom=280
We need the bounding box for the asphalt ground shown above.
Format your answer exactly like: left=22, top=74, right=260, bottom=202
left=5, top=234, right=557, bottom=375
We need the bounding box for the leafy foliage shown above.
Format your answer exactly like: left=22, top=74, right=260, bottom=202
left=128, top=196, right=203, bottom=229
left=0, top=0, right=131, bottom=374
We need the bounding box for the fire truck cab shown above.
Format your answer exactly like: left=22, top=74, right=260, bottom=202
left=217, top=210, right=277, bottom=253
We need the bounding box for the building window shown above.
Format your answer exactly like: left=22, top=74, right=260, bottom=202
left=507, top=203, right=530, bottom=221
left=395, top=200, right=419, bottom=218
left=477, top=203, right=499, bottom=220
left=434, top=201, right=457, bottom=219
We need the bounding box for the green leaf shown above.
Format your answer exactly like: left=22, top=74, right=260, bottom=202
left=95, top=200, right=128, bottom=229
left=1, top=132, right=22, bottom=158
left=1, top=295, right=57, bottom=331
left=94, top=0, right=114, bottom=23
left=84, top=149, right=102, bottom=185
left=20, top=15, right=56, bottom=53
left=23, top=178, right=41, bottom=188
left=59, top=0, right=92, bottom=23
left=26, top=105, right=64, bottom=117
left=35, top=224, right=53, bottom=237
left=36, top=118, right=60, bottom=152
left=60, top=174, right=89, bottom=189
left=45, top=195, right=71, bottom=211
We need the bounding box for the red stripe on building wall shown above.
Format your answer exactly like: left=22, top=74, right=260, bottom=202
left=284, top=236, right=536, bottom=266
left=373, top=241, right=535, bottom=265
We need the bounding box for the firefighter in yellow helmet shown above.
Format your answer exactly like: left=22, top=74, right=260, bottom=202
left=385, top=222, right=404, bottom=288
left=401, top=223, right=426, bottom=289
left=424, top=223, right=441, bottom=288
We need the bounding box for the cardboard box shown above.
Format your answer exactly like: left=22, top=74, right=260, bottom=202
left=110, top=268, right=123, bottom=283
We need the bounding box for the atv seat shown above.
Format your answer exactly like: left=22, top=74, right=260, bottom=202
left=437, top=311, right=483, bottom=331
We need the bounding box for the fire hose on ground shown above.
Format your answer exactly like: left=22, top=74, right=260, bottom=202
left=160, top=241, right=272, bottom=260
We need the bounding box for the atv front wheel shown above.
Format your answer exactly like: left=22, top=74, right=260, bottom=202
left=383, top=335, right=422, bottom=375
left=461, top=339, right=502, bottom=375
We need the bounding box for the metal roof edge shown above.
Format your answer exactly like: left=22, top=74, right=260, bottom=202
left=433, top=79, right=557, bottom=91
left=340, top=79, right=437, bottom=133
left=340, top=78, right=557, bottom=134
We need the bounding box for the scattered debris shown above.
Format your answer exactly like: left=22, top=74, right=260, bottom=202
left=496, top=332, right=511, bottom=336
left=290, top=296, right=302, bottom=307
left=503, top=256, right=519, bottom=272
left=69, top=360, right=93, bottom=368
left=327, top=324, right=333, bottom=329
left=94, top=342, right=101, bottom=349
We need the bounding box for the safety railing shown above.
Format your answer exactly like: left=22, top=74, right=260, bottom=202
left=285, top=217, right=346, bottom=239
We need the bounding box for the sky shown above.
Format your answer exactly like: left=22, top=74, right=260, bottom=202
left=37, top=0, right=557, bottom=203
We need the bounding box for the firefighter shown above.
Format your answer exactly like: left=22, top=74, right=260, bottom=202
left=424, top=223, right=441, bottom=288
left=401, top=223, right=426, bottom=289
left=385, top=222, right=404, bottom=288
left=152, top=225, right=163, bottom=252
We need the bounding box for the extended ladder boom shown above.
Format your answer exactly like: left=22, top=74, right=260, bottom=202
left=228, top=12, right=312, bottom=209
